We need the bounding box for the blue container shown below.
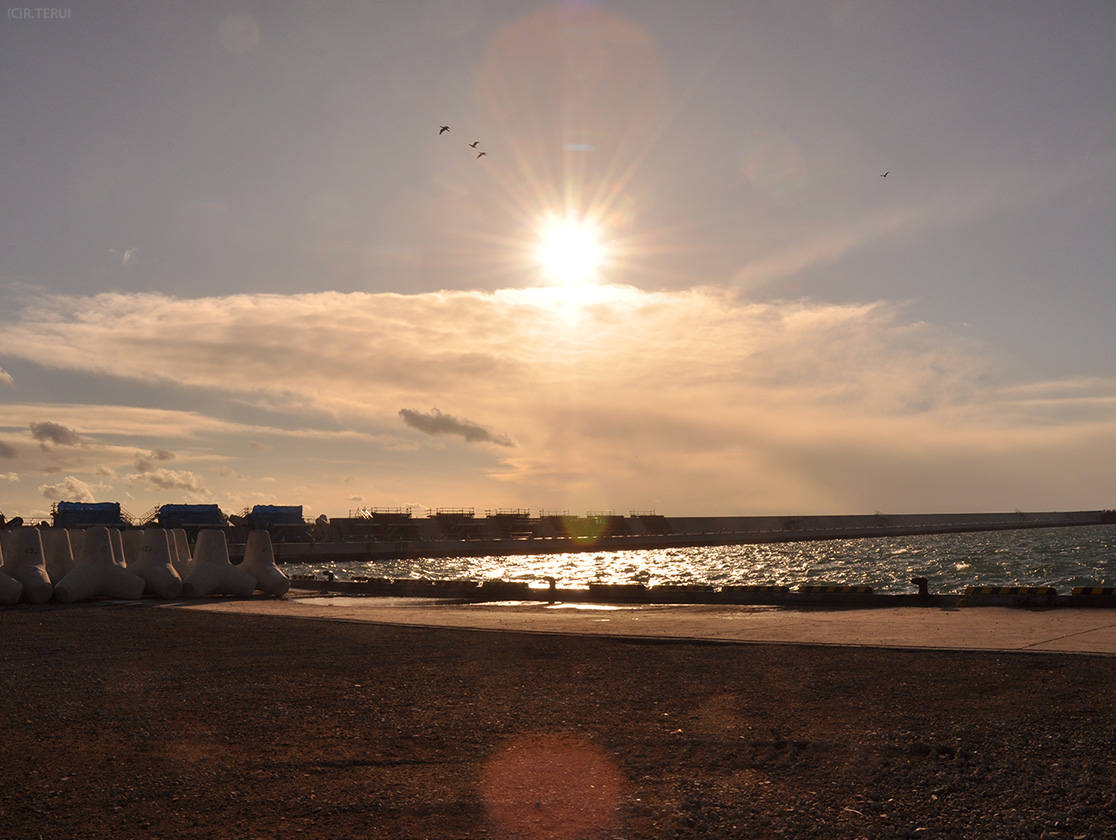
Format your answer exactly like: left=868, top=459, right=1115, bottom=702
left=53, top=501, right=124, bottom=528
left=250, top=505, right=304, bottom=530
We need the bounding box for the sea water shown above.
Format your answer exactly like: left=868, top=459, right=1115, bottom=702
left=281, top=524, right=1116, bottom=595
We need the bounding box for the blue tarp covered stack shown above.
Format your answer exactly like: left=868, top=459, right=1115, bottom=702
left=250, top=505, right=310, bottom=542
left=249, top=505, right=304, bottom=530
left=53, top=501, right=125, bottom=528
left=158, top=504, right=226, bottom=530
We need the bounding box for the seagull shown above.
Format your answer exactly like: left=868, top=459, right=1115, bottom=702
left=881, top=171, right=889, bottom=177
left=439, top=125, right=450, bottom=134
left=476, top=151, right=487, bottom=159
left=469, top=141, right=480, bottom=148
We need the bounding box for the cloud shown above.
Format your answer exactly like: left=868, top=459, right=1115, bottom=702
left=1, top=286, right=1115, bottom=513
left=125, top=467, right=208, bottom=496
left=0, top=440, right=16, bottom=459
left=0, top=287, right=986, bottom=419
left=399, top=408, right=513, bottom=446
left=0, top=472, right=17, bottom=482
left=248, top=441, right=272, bottom=451
left=0, top=404, right=373, bottom=445
left=134, top=448, right=176, bottom=472
left=109, top=247, right=137, bottom=266
left=39, top=475, right=104, bottom=503
left=30, top=421, right=85, bottom=448
left=0, top=367, right=13, bottom=387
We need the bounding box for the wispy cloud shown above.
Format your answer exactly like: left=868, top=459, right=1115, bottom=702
left=0, top=441, right=16, bottom=459
left=732, top=164, right=1105, bottom=293
left=0, top=367, right=13, bottom=388
left=399, top=408, right=513, bottom=446
left=108, top=247, right=138, bottom=267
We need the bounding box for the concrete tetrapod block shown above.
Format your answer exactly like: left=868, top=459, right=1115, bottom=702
left=0, top=542, right=23, bottom=605
left=181, top=529, right=255, bottom=598
left=54, top=526, right=146, bottom=603
left=110, top=528, right=126, bottom=568
left=0, top=530, right=15, bottom=566
left=129, top=528, right=183, bottom=599
left=240, top=530, right=290, bottom=597
left=120, top=528, right=144, bottom=567
left=1, top=527, right=55, bottom=603
left=170, top=529, right=193, bottom=578
left=66, top=529, right=85, bottom=561
left=42, top=528, right=76, bottom=585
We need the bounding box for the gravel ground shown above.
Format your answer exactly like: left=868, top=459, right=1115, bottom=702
left=0, top=602, right=1113, bottom=839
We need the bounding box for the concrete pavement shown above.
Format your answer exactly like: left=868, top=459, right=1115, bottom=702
left=166, top=593, right=1116, bottom=656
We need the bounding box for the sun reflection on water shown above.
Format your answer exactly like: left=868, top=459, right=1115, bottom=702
left=284, top=526, right=1116, bottom=595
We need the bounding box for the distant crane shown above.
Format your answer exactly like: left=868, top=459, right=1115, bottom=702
left=469, top=141, right=480, bottom=148
left=476, top=151, right=487, bottom=159
left=881, top=171, right=889, bottom=177
left=439, top=125, right=450, bottom=134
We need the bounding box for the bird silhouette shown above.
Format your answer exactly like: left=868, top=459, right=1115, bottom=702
left=881, top=171, right=889, bottom=177
left=469, top=141, right=480, bottom=148
left=476, top=151, right=487, bottom=159
left=439, top=125, right=450, bottom=134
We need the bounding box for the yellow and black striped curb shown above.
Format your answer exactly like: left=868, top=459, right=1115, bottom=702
left=798, top=585, right=874, bottom=594
left=1072, top=587, right=1116, bottom=596
left=720, top=585, right=791, bottom=593
left=964, top=586, right=1057, bottom=596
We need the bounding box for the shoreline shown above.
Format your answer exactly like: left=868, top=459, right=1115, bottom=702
left=285, top=577, right=1116, bottom=609
left=169, top=594, right=1116, bottom=656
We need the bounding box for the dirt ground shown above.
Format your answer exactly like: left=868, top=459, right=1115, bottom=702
left=0, top=602, right=1113, bottom=839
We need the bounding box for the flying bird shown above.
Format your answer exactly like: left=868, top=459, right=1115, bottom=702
left=469, top=141, right=480, bottom=148
left=881, top=171, right=889, bottom=177
left=476, top=151, right=487, bottom=158
left=439, top=125, right=450, bottom=134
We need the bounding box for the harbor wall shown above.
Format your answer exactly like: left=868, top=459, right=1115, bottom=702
left=260, top=510, right=1113, bottom=563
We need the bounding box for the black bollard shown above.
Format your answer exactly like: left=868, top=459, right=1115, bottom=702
left=910, top=576, right=929, bottom=597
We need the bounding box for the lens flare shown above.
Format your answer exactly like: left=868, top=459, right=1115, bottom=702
left=481, top=733, right=623, bottom=840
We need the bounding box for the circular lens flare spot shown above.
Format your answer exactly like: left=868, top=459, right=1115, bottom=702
left=536, top=217, right=607, bottom=285
left=482, top=733, right=623, bottom=840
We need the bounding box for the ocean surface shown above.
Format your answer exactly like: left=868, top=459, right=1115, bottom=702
left=282, top=524, right=1116, bottom=595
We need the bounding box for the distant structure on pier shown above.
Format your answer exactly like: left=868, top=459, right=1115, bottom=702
left=31, top=501, right=1116, bottom=563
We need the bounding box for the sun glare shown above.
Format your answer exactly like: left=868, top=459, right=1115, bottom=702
left=535, top=216, right=608, bottom=286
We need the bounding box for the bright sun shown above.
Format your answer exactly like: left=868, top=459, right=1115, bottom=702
left=535, top=216, right=608, bottom=286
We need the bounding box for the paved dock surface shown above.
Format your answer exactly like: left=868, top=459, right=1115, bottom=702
left=168, top=594, right=1116, bottom=655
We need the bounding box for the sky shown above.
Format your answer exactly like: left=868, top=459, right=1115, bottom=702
left=2, top=0, right=1115, bottom=523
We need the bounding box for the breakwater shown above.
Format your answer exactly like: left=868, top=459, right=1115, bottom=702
left=253, top=509, right=1114, bottom=564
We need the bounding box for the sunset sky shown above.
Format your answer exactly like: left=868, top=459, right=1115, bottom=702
left=2, top=1, right=1115, bottom=522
